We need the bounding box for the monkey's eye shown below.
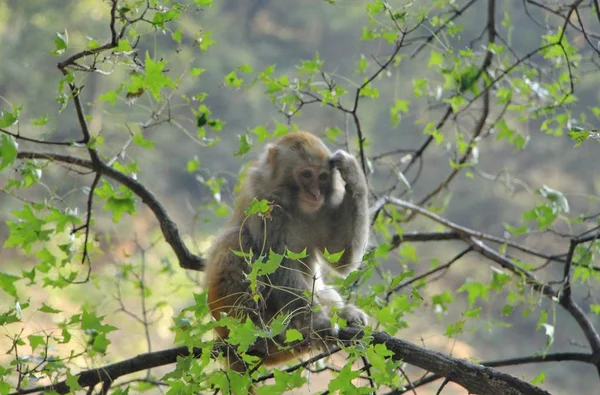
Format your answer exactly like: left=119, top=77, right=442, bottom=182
left=318, top=172, right=328, bottom=181
left=300, top=169, right=313, bottom=179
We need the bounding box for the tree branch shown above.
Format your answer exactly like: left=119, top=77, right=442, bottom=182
left=11, top=327, right=567, bottom=395
left=16, top=151, right=204, bottom=271
left=381, top=196, right=600, bottom=377
left=338, top=328, right=551, bottom=395
left=10, top=346, right=194, bottom=395
left=390, top=352, right=594, bottom=394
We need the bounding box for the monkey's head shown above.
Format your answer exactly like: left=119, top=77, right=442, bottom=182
left=252, top=132, right=342, bottom=214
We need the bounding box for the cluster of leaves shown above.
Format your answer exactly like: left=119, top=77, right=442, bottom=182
left=1, top=0, right=600, bottom=394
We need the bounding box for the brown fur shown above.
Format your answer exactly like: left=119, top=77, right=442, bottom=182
left=204, top=131, right=370, bottom=376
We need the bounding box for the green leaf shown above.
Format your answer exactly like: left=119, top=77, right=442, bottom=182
left=297, top=52, right=323, bottom=75
left=490, top=268, right=511, bottom=291
left=190, top=68, right=206, bottom=77
left=399, top=243, right=418, bottom=262
left=445, top=319, right=465, bottom=337
left=501, top=11, right=511, bottom=28
left=328, top=362, right=360, bottom=393
left=66, top=371, right=83, bottom=392
left=531, top=371, right=546, bottom=385
left=194, top=0, right=213, bottom=7
left=171, top=29, right=183, bottom=43
left=590, top=304, right=600, bottom=315
left=226, top=318, right=260, bottom=352
left=390, top=99, right=410, bottom=125
left=456, top=65, right=480, bottom=93
left=95, top=181, right=136, bottom=223
left=132, top=133, right=155, bottom=149
left=224, top=70, right=244, bottom=88
left=86, top=38, right=100, bottom=49
left=457, top=280, right=489, bottom=306
left=355, top=56, right=368, bottom=74
left=464, top=307, right=482, bottom=318
left=568, top=129, right=591, bottom=147
left=326, top=127, right=343, bottom=142
left=196, top=111, right=208, bottom=128
left=413, top=78, right=428, bottom=97
left=187, top=157, right=200, bottom=172
left=428, top=50, right=444, bottom=68
left=0, top=272, right=20, bottom=297
left=360, top=26, right=380, bottom=41
left=538, top=185, right=569, bottom=213
left=0, top=134, right=18, bottom=170
left=366, top=1, right=384, bottom=15
left=21, top=268, right=35, bottom=284
left=285, top=248, right=308, bottom=260
left=424, top=122, right=444, bottom=144
left=52, top=30, right=69, bottom=55
left=81, top=308, right=118, bottom=334
left=234, top=133, right=252, bottom=156
left=116, top=39, right=132, bottom=52
left=252, top=251, right=284, bottom=277
left=4, top=205, right=52, bottom=252
left=127, top=52, right=177, bottom=101
left=251, top=125, right=271, bottom=143
left=195, top=30, right=216, bottom=52
left=0, top=308, right=20, bottom=326
left=245, top=198, right=272, bottom=216
left=359, top=81, right=379, bottom=98
left=39, top=303, right=62, bottom=314
left=0, top=381, right=11, bottom=395
left=238, top=64, right=254, bottom=73
left=503, top=222, right=528, bottom=236
left=273, top=121, right=290, bottom=137
left=323, top=248, right=344, bottom=263
left=365, top=343, right=399, bottom=386
left=257, top=369, right=306, bottom=394
left=522, top=204, right=557, bottom=229
left=92, top=333, right=111, bottom=353
left=0, top=108, right=19, bottom=128
left=265, top=314, right=288, bottom=338
left=31, top=114, right=50, bottom=126
left=98, top=87, right=123, bottom=104
left=432, top=291, right=454, bottom=312
left=284, top=329, right=304, bottom=343
left=152, top=9, right=180, bottom=29
left=28, top=334, right=45, bottom=353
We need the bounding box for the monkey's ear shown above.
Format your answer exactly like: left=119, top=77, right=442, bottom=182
left=264, top=143, right=278, bottom=166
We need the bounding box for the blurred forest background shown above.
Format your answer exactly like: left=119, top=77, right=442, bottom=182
left=1, top=0, right=600, bottom=394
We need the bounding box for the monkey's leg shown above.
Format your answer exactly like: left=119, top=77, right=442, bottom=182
left=259, top=266, right=335, bottom=361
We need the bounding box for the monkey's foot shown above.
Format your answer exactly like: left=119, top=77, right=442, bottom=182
left=339, top=304, right=369, bottom=327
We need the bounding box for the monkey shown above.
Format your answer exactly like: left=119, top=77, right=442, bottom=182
left=204, top=131, right=370, bottom=373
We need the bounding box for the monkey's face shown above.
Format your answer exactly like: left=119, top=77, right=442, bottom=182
left=294, top=164, right=331, bottom=213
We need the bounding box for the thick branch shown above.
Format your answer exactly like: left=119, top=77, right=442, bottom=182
left=11, top=328, right=561, bottom=395
left=11, top=346, right=193, bottom=394
left=392, top=352, right=594, bottom=394
left=338, top=328, right=550, bottom=395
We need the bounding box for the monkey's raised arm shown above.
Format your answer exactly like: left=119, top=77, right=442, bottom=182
left=324, top=150, right=370, bottom=274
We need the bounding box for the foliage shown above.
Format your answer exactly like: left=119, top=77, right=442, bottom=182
left=1, top=0, right=600, bottom=394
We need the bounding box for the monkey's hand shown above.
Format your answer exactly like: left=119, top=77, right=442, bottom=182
left=338, top=304, right=369, bottom=327
left=329, top=150, right=367, bottom=194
